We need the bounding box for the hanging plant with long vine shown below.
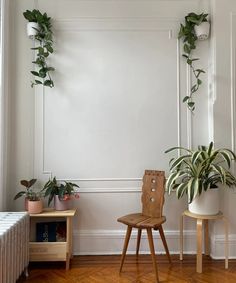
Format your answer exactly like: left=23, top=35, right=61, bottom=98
left=178, top=12, right=209, bottom=111
left=23, top=9, right=55, bottom=88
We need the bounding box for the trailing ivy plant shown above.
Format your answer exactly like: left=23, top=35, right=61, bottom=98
left=178, top=13, right=208, bottom=111
left=23, top=9, right=55, bottom=88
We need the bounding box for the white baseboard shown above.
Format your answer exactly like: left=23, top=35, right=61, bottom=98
left=72, top=229, right=236, bottom=259
left=211, top=234, right=236, bottom=259
left=73, top=229, right=196, bottom=255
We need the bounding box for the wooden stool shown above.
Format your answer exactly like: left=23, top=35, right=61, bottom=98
left=180, top=210, right=229, bottom=273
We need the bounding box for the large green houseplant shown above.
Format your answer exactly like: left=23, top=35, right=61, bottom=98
left=23, top=9, right=55, bottom=88
left=165, top=142, right=236, bottom=214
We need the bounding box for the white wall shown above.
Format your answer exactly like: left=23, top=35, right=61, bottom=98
left=6, top=0, right=218, bottom=255
left=210, top=0, right=236, bottom=258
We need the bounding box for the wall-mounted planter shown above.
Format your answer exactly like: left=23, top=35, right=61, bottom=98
left=27, top=22, right=39, bottom=38
left=194, top=21, right=210, bottom=40
left=24, top=9, right=55, bottom=87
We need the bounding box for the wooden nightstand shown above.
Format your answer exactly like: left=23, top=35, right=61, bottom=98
left=29, top=208, right=76, bottom=270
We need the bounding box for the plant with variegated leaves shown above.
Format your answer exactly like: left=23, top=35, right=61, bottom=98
left=165, top=142, right=236, bottom=203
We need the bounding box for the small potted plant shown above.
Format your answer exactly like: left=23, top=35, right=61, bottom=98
left=43, top=177, right=79, bottom=211
left=14, top=179, right=37, bottom=210
left=165, top=142, right=236, bottom=215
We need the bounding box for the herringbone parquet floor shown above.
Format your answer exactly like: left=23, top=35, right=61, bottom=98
left=17, top=255, right=236, bottom=283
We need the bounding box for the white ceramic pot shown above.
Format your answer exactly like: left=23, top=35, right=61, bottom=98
left=27, top=22, right=39, bottom=38
left=194, top=22, right=210, bottom=40
left=188, top=188, right=219, bottom=215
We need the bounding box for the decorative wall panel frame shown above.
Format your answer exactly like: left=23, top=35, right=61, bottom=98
left=34, top=17, right=190, bottom=192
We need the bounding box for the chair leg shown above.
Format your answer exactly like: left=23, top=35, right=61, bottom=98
left=146, top=228, right=159, bottom=283
left=136, top=228, right=142, bottom=256
left=119, top=226, right=132, bottom=273
left=159, top=225, right=172, bottom=264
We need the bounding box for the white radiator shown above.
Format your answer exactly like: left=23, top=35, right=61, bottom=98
left=0, top=212, right=29, bottom=283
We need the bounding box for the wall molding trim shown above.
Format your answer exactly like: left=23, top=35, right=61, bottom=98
left=73, top=229, right=196, bottom=255
left=77, top=187, right=142, bottom=193
left=34, top=15, right=182, bottom=183
left=72, top=229, right=236, bottom=258
left=230, top=13, right=236, bottom=171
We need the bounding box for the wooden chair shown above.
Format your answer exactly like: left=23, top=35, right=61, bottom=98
left=117, top=170, right=171, bottom=283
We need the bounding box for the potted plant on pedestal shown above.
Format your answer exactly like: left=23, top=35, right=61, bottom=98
left=43, top=177, right=79, bottom=211
left=165, top=142, right=236, bottom=215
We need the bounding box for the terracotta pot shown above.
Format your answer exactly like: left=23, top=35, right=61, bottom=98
left=28, top=199, right=43, bottom=214
left=27, top=22, right=39, bottom=38
left=54, top=195, right=70, bottom=211
left=24, top=197, right=29, bottom=211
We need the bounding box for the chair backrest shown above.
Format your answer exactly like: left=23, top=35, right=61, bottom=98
left=141, top=170, right=165, bottom=218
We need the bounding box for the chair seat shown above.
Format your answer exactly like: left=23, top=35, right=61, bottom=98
left=118, top=213, right=166, bottom=229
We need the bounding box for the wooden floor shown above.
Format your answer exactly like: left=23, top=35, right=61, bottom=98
left=17, top=255, right=236, bottom=283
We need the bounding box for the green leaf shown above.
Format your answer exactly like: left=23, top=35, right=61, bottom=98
left=183, top=96, right=190, bottom=102
left=31, top=71, right=40, bottom=77
left=191, top=151, right=202, bottom=165
left=38, top=68, right=47, bottom=78
left=28, top=179, right=37, bottom=187
left=44, top=80, right=54, bottom=87
left=170, top=155, right=191, bottom=171
left=35, top=80, right=43, bottom=84
left=191, top=85, right=197, bottom=92
left=187, top=17, right=200, bottom=24
left=207, top=142, right=214, bottom=156
left=46, top=45, right=53, bottom=53
left=166, top=172, right=186, bottom=194
left=184, top=44, right=191, bottom=54
left=14, top=191, right=26, bottom=200
left=165, top=146, right=192, bottom=154
left=196, top=69, right=205, bottom=74
left=176, top=183, right=188, bottom=199
left=38, top=47, right=44, bottom=55
left=188, top=102, right=195, bottom=108
left=46, top=67, right=55, bottom=72
left=187, top=58, right=192, bottom=65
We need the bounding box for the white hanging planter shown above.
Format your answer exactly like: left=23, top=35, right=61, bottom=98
left=194, top=21, right=210, bottom=40
left=188, top=188, right=219, bottom=215
left=27, top=22, right=39, bottom=38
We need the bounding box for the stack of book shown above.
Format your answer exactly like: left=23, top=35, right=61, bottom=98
left=36, top=221, right=66, bottom=242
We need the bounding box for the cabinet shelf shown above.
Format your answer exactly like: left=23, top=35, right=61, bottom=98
left=29, top=208, right=76, bottom=269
